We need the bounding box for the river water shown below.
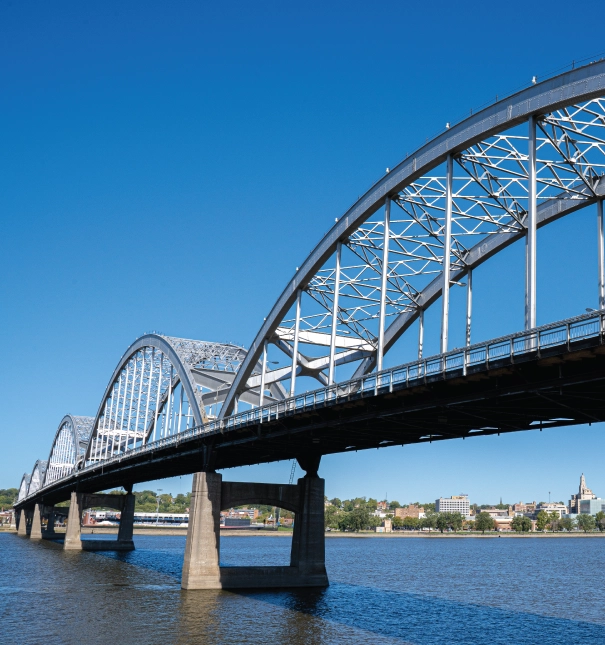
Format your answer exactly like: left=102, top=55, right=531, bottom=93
left=1, top=533, right=604, bottom=644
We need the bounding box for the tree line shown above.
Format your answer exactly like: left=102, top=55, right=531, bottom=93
left=0, top=488, right=18, bottom=510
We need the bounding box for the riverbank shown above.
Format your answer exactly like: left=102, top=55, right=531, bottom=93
left=5, top=525, right=605, bottom=537
left=65, top=528, right=605, bottom=538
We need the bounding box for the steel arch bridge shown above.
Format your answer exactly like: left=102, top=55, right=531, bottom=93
left=15, top=60, right=605, bottom=508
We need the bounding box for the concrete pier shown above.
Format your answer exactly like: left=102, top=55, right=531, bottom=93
left=181, top=468, right=328, bottom=590
left=290, top=475, right=327, bottom=581
left=116, top=492, right=135, bottom=548
left=181, top=471, right=222, bottom=590
left=63, top=491, right=136, bottom=551
left=64, top=492, right=82, bottom=550
left=30, top=504, right=43, bottom=540
left=43, top=507, right=57, bottom=538
left=17, top=509, right=27, bottom=536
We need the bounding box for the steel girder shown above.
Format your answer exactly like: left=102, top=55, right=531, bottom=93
left=220, top=60, right=605, bottom=417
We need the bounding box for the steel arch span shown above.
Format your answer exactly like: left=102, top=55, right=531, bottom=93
left=44, top=415, right=94, bottom=486
left=13, top=60, right=605, bottom=509
left=82, top=334, right=285, bottom=466
left=17, top=474, right=30, bottom=503
left=220, top=60, right=605, bottom=417
left=27, top=461, right=48, bottom=497
left=14, top=334, right=287, bottom=505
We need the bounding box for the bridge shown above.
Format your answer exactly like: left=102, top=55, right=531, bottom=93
left=13, top=61, right=605, bottom=589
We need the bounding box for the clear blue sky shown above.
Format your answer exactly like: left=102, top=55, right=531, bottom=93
left=2, top=0, right=604, bottom=505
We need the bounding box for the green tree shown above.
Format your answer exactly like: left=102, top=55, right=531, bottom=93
left=343, top=497, right=367, bottom=512
left=402, top=516, right=420, bottom=530
left=338, top=506, right=373, bottom=532
left=436, top=513, right=450, bottom=533
left=475, top=512, right=495, bottom=534
left=391, top=516, right=404, bottom=529
left=536, top=510, right=549, bottom=531
left=324, top=505, right=341, bottom=530
left=577, top=514, right=597, bottom=533
left=329, top=498, right=342, bottom=509
left=548, top=511, right=560, bottom=531
left=0, top=488, right=18, bottom=510
left=420, top=512, right=437, bottom=532
left=511, top=515, right=532, bottom=532
left=389, top=500, right=401, bottom=509
left=559, top=516, right=575, bottom=532
left=595, top=511, right=605, bottom=532
left=449, top=512, right=464, bottom=532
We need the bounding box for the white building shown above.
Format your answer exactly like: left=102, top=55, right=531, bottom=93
left=537, top=502, right=568, bottom=518
left=436, top=495, right=470, bottom=515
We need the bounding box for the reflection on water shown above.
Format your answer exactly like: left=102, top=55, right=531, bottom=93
left=1, top=533, right=605, bottom=644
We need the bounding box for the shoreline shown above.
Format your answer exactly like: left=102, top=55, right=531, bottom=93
left=4, top=527, right=605, bottom=538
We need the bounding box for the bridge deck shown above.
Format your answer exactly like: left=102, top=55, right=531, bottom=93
left=19, top=314, right=605, bottom=508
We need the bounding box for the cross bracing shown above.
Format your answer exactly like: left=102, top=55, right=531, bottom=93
left=264, top=98, right=605, bottom=396
left=221, top=62, right=605, bottom=415
left=15, top=61, right=605, bottom=502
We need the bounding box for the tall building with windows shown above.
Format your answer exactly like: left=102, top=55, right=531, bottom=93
left=436, top=495, right=470, bottom=515
left=579, top=499, right=605, bottom=515
left=569, top=474, right=597, bottom=514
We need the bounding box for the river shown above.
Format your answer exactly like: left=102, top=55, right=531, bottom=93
left=1, top=533, right=604, bottom=644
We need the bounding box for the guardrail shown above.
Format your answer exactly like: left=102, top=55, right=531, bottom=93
left=20, top=310, right=604, bottom=503
left=224, top=310, right=603, bottom=428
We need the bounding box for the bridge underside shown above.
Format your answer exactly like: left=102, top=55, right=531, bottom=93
left=23, top=334, right=605, bottom=508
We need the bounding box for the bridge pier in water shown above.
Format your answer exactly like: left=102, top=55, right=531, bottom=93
left=64, top=490, right=135, bottom=552
left=181, top=461, right=328, bottom=590
left=29, top=504, right=43, bottom=539
left=17, top=509, right=27, bottom=536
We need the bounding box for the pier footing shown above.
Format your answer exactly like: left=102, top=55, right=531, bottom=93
left=181, top=468, right=328, bottom=590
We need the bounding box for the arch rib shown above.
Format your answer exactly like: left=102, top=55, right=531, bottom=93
left=43, top=415, right=94, bottom=487
left=221, top=61, right=605, bottom=417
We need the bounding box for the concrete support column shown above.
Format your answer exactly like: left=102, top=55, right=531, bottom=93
left=17, top=510, right=27, bottom=536
left=30, top=504, right=43, bottom=540
left=64, top=492, right=83, bottom=551
left=45, top=508, right=56, bottom=536
left=117, top=493, right=135, bottom=547
left=290, top=476, right=328, bottom=583
left=181, top=472, right=222, bottom=589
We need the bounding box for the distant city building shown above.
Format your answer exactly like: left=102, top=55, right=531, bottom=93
left=475, top=507, right=514, bottom=530
left=223, top=508, right=259, bottom=520
left=482, top=507, right=514, bottom=519
left=579, top=499, right=605, bottom=515
left=436, top=495, right=470, bottom=515
left=513, top=501, right=537, bottom=514
left=569, top=474, right=597, bottom=514
left=537, top=503, right=568, bottom=518
left=394, top=505, right=424, bottom=519
left=224, top=517, right=251, bottom=527
left=372, top=509, right=389, bottom=518
left=375, top=518, right=392, bottom=533
left=376, top=501, right=388, bottom=511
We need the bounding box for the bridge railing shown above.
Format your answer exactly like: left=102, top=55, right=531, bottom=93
left=224, top=310, right=604, bottom=428
left=22, top=310, right=604, bottom=501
